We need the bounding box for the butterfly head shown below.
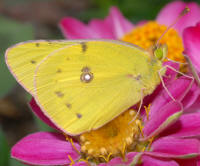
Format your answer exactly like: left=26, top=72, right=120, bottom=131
left=151, top=7, right=189, bottom=63
left=153, top=44, right=167, bottom=62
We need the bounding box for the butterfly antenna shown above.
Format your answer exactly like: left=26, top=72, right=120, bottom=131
left=184, top=55, right=200, bottom=87
left=166, top=57, right=187, bottom=65
left=155, top=7, right=190, bottom=48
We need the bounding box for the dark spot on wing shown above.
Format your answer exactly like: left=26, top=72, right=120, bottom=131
left=55, top=91, right=64, bottom=97
left=80, top=66, right=93, bottom=83
left=44, top=40, right=52, bottom=45
left=35, top=43, right=40, bottom=47
left=66, top=103, right=71, bottom=109
left=81, top=66, right=90, bottom=72
left=31, top=60, right=36, bottom=64
left=135, top=75, right=142, bottom=80
left=57, top=69, right=62, bottom=73
left=127, top=74, right=141, bottom=81
left=81, top=42, right=87, bottom=52
left=66, top=57, right=70, bottom=61
left=76, top=113, right=82, bottom=119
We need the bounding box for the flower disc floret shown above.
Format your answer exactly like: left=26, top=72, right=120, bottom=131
left=122, top=21, right=184, bottom=62
left=79, top=109, right=143, bottom=161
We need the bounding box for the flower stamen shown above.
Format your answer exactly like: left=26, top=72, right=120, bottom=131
left=121, top=142, right=130, bottom=162
left=99, top=153, right=112, bottom=163
left=79, top=109, right=142, bottom=161
left=122, top=142, right=126, bottom=156
left=68, top=155, right=75, bottom=166
left=144, top=104, right=151, bottom=121
left=136, top=120, right=144, bottom=138
left=147, top=137, right=154, bottom=151
left=142, top=146, right=146, bottom=152
left=78, top=158, right=90, bottom=166
left=68, top=138, right=80, bottom=155
left=107, top=153, right=112, bottom=162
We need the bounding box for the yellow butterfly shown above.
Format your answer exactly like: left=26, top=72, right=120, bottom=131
left=5, top=39, right=165, bottom=135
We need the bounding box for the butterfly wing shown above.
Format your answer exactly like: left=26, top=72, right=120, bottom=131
left=34, top=40, right=151, bottom=135
left=5, top=40, right=77, bottom=94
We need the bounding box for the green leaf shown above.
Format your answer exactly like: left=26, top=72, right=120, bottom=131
left=89, top=0, right=175, bottom=23
left=0, top=129, right=9, bottom=166
left=34, top=115, right=53, bottom=132
left=0, top=16, right=33, bottom=98
left=10, top=158, right=26, bottom=166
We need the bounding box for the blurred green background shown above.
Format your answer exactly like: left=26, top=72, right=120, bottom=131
left=0, top=0, right=199, bottom=165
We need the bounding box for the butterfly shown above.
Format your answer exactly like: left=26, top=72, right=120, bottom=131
left=5, top=39, right=166, bottom=135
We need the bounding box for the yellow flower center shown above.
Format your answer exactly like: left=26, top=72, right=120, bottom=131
left=122, top=21, right=184, bottom=62
left=79, top=109, right=142, bottom=161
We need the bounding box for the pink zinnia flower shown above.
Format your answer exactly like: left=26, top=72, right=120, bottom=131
left=60, top=1, right=200, bottom=39
left=11, top=1, right=200, bottom=166
left=11, top=64, right=200, bottom=165
left=183, top=21, right=200, bottom=73
left=60, top=1, right=200, bottom=63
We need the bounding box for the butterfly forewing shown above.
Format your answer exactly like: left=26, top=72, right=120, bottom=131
left=5, top=41, right=76, bottom=94
left=34, top=41, right=152, bottom=135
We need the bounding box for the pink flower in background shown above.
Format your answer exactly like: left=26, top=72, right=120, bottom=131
left=11, top=1, right=200, bottom=166
left=60, top=1, right=200, bottom=40
left=156, top=1, right=200, bottom=35
left=60, top=1, right=200, bottom=63
left=183, top=21, right=200, bottom=72
left=60, top=7, right=134, bottom=39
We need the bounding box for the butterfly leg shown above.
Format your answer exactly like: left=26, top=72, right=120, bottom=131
left=165, top=57, right=187, bottom=65
left=129, top=89, right=144, bottom=124
left=158, top=65, right=194, bottom=102
left=184, top=55, right=200, bottom=87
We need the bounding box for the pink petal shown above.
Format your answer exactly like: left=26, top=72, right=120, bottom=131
left=106, top=6, right=134, bottom=38
left=59, top=17, right=97, bottom=39
left=157, top=1, right=200, bottom=35
left=29, top=98, right=59, bottom=130
left=11, top=132, right=80, bottom=165
left=183, top=22, right=200, bottom=72
left=176, top=158, right=199, bottom=166
left=141, top=61, right=179, bottom=116
left=150, top=77, right=194, bottom=118
left=148, top=137, right=200, bottom=158
left=141, top=155, right=179, bottom=166
left=73, top=161, right=88, bottom=166
left=109, top=152, right=138, bottom=165
left=136, top=20, right=148, bottom=26
left=163, top=61, right=179, bottom=84
left=181, top=81, right=200, bottom=109
left=185, top=96, right=200, bottom=113
left=143, top=101, right=182, bottom=139
left=59, top=6, right=134, bottom=40
left=161, top=112, right=200, bottom=138
left=88, top=19, right=115, bottom=39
